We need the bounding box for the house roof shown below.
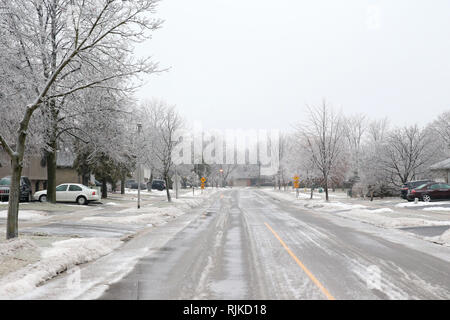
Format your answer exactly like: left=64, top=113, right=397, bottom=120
left=430, top=158, right=450, bottom=170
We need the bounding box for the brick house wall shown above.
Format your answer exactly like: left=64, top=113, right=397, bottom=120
left=0, top=150, right=81, bottom=194
left=56, top=168, right=82, bottom=186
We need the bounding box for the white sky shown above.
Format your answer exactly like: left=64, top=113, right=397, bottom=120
left=135, top=0, right=450, bottom=130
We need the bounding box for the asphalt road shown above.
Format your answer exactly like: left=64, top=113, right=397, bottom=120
left=100, top=189, right=450, bottom=300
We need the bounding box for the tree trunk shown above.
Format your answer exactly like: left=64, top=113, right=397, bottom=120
left=6, top=105, right=34, bottom=239
left=165, top=175, right=171, bottom=202
left=82, top=174, right=89, bottom=186
left=7, top=156, right=22, bottom=239
left=324, top=175, right=329, bottom=201
left=101, top=179, right=108, bottom=199
left=46, top=98, right=59, bottom=203
left=148, top=171, right=153, bottom=192
left=121, top=176, right=125, bottom=195
left=46, top=141, right=57, bottom=203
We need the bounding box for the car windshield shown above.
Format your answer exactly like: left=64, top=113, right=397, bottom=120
left=0, top=177, right=11, bottom=186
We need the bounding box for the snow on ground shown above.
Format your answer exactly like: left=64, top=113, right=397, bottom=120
left=439, top=229, right=450, bottom=246
left=333, top=210, right=450, bottom=229
left=426, top=229, right=450, bottom=247
left=0, top=237, right=122, bottom=299
left=105, top=202, right=119, bottom=206
left=0, top=188, right=219, bottom=299
left=366, top=208, right=394, bottom=214
left=396, top=201, right=450, bottom=208
left=304, top=201, right=368, bottom=211
left=0, top=239, right=37, bottom=259
left=81, top=206, right=185, bottom=226
left=0, top=210, right=48, bottom=221
left=261, top=188, right=450, bottom=229
left=422, top=207, right=450, bottom=212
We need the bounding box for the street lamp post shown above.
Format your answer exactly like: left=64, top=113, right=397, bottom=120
left=137, top=123, right=142, bottom=209
left=219, top=168, right=224, bottom=188
left=175, top=165, right=179, bottom=199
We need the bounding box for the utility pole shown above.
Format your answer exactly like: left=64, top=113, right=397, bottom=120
left=192, top=172, right=196, bottom=196
left=175, top=165, right=179, bottom=199
left=258, top=161, right=261, bottom=188
left=137, top=123, right=142, bottom=209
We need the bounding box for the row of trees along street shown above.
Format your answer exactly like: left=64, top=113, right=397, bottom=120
left=0, top=0, right=163, bottom=239
left=280, top=102, right=450, bottom=201
left=0, top=2, right=449, bottom=241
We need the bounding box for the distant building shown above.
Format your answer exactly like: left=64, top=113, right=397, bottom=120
left=229, top=164, right=273, bottom=187
left=430, top=158, right=450, bottom=183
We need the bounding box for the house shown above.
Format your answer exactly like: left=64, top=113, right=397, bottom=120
left=229, top=165, right=261, bottom=187
left=0, top=150, right=81, bottom=194
left=430, top=158, right=450, bottom=183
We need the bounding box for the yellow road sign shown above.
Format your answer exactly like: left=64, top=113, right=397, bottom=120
left=201, top=177, right=206, bottom=183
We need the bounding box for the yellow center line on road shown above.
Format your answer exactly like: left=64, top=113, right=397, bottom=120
left=264, top=222, right=336, bottom=300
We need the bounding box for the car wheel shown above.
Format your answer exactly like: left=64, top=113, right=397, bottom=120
left=39, top=195, right=47, bottom=203
left=422, top=194, right=431, bottom=202
left=77, top=196, right=87, bottom=205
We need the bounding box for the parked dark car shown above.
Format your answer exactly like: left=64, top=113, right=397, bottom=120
left=400, top=180, right=435, bottom=199
left=130, top=181, right=147, bottom=190
left=406, top=182, right=450, bottom=202
left=125, top=180, right=136, bottom=188
left=0, top=176, right=33, bottom=202
left=151, top=179, right=166, bottom=191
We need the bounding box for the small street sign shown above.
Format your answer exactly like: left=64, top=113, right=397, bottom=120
left=293, top=175, right=300, bottom=189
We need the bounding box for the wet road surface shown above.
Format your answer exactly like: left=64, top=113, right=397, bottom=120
left=100, top=189, right=450, bottom=300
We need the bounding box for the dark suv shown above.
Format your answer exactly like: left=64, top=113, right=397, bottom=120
left=400, top=180, right=435, bottom=200
left=151, top=179, right=166, bottom=191
left=0, top=176, right=33, bottom=202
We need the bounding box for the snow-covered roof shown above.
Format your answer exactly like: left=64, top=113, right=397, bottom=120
left=430, top=158, right=450, bottom=170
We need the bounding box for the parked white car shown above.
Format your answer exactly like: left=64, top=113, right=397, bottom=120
left=34, top=183, right=100, bottom=205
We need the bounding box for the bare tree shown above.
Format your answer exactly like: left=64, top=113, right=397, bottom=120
left=380, top=125, right=436, bottom=185
left=357, top=118, right=391, bottom=197
left=430, top=111, right=450, bottom=150
left=343, top=114, right=367, bottom=178
left=297, top=101, right=345, bottom=201
left=140, top=100, right=184, bottom=202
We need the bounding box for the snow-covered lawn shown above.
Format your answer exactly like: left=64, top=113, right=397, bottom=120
left=0, top=237, right=122, bottom=299
left=422, top=207, right=450, bottom=212
left=396, top=201, right=450, bottom=208
left=0, top=210, right=48, bottom=221
left=261, top=188, right=450, bottom=232
left=81, top=206, right=185, bottom=226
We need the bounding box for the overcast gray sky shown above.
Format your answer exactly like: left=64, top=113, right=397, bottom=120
left=135, top=0, right=450, bottom=130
